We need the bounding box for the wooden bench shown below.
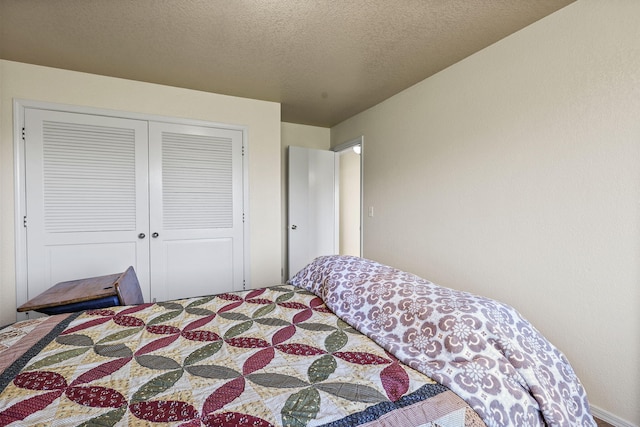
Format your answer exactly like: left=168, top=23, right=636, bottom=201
left=17, top=267, right=144, bottom=315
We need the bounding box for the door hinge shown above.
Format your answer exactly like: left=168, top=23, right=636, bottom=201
left=242, top=145, right=245, bottom=156
left=23, top=216, right=27, bottom=228
left=22, top=127, right=26, bottom=141
left=243, top=279, right=246, bottom=290
left=242, top=212, right=245, bottom=223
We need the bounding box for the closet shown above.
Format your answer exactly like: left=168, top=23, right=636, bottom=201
left=20, top=107, right=245, bottom=310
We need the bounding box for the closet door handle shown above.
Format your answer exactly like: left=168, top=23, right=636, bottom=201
left=152, top=232, right=159, bottom=238
left=138, top=233, right=146, bottom=239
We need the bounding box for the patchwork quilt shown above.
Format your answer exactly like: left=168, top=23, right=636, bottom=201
left=0, top=284, right=484, bottom=426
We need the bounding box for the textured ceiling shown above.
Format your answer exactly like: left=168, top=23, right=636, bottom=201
left=0, top=0, right=574, bottom=127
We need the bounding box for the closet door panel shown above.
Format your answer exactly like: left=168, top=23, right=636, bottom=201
left=162, top=239, right=233, bottom=301
left=46, top=242, right=138, bottom=286
left=24, top=109, right=151, bottom=305
left=148, top=122, right=244, bottom=302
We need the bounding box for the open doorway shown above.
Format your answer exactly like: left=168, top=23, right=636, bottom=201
left=286, top=137, right=363, bottom=279
left=333, top=137, right=363, bottom=257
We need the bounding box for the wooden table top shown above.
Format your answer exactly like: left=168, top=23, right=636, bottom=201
left=17, top=272, right=122, bottom=313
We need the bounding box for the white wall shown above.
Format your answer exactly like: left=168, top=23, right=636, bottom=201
left=0, top=60, right=282, bottom=326
left=280, top=122, right=330, bottom=280
left=331, top=1, right=639, bottom=424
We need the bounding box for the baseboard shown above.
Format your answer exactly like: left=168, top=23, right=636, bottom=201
left=591, top=405, right=637, bottom=427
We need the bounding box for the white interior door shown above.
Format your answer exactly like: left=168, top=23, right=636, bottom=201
left=149, top=122, right=244, bottom=302
left=288, top=146, right=338, bottom=278
left=24, top=109, right=151, bottom=305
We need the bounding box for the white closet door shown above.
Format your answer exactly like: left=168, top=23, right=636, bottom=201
left=148, top=122, right=244, bottom=302
left=24, top=109, right=150, bottom=304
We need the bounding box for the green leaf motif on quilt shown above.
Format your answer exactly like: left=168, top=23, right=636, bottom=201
left=147, top=310, right=183, bottom=326
left=281, top=387, right=321, bottom=427
left=252, top=303, right=276, bottom=318
left=96, top=327, right=143, bottom=345
left=270, top=285, right=292, bottom=293
left=94, top=343, right=133, bottom=358
left=275, top=292, right=295, bottom=303
left=296, top=322, right=336, bottom=332
left=307, top=354, right=337, bottom=383
left=185, top=307, right=215, bottom=316
left=324, top=330, right=348, bottom=353
left=218, top=312, right=251, bottom=322
left=224, top=320, right=253, bottom=339
left=157, top=301, right=185, bottom=311
left=254, top=317, right=290, bottom=327
left=315, top=382, right=387, bottom=403
left=184, top=341, right=223, bottom=366
left=185, top=364, right=240, bottom=379
left=56, top=334, right=94, bottom=347
left=76, top=406, right=126, bottom=427
left=336, top=318, right=357, bottom=334
left=336, top=319, right=350, bottom=329
left=187, top=295, right=216, bottom=307
left=136, top=354, right=182, bottom=370
left=25, top=347, right=91, bottom=371
left=246, top=373, right=309, bottom=389
left=131, top=369, right=184, bottom=403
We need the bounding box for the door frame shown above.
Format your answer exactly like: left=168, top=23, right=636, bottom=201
left=13, top=99, right=251, bottom=320
left=332, top=136, right=364, bottom=257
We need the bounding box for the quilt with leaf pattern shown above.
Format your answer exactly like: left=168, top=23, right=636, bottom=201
left=0, top=284, right=484, bottom=427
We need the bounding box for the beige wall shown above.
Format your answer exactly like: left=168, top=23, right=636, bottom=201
left=331, top=2, right=639, bottom=424
left=0, top=60, right=282, bottom=326
left=280, top=122, right=330, bottom=279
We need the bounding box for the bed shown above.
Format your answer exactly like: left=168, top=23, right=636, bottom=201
left=0, top=255, right=596, bottom=426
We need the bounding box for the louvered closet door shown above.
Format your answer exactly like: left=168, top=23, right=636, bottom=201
left=24, top=109, right=150, bottom=303
left=148, top=122, right=244, bottom=302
